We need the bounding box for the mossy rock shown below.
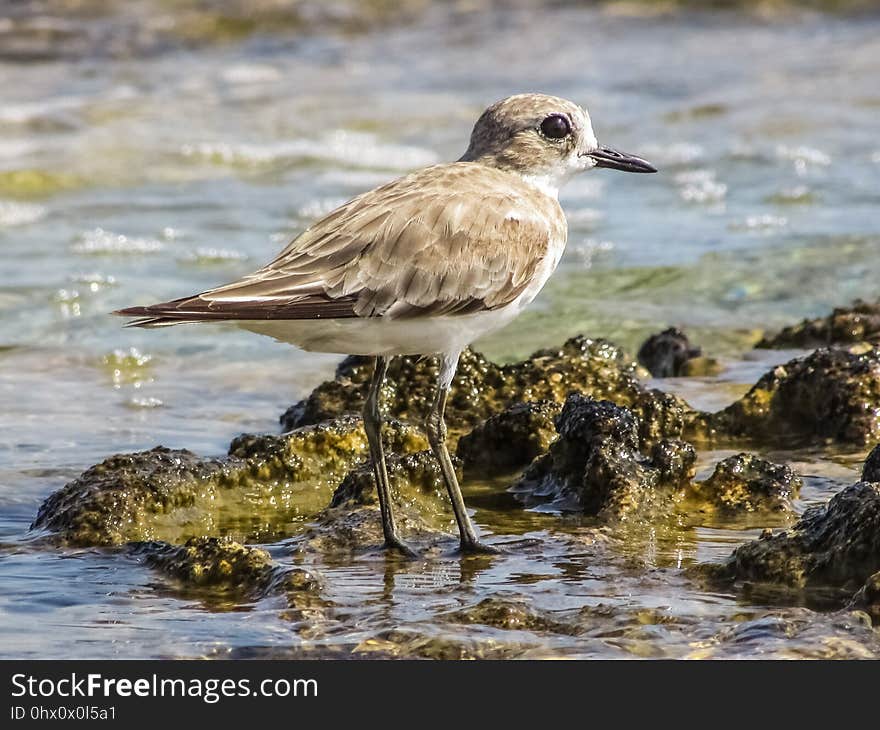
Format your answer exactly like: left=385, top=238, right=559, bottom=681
left=456, top=400, right=561, bottom=475
left=711, top=347, right=880, bottom=446
left=330, top=450, right=455, bottom=531
left=281, top=336, right=705, bottom=446
left=135, top=536, right=319, bottom=598
left=687, top=453, right=801, bottom=515
left=848, top=571, right=880, bottom=626
left=509, top=395, right=696, bottom=520
left=863, top=444, right=880, bottom=482
left=32, top=418, right=426, bottom=546
left=719, top=481, right=880, bottom=590
left=757, top=299, right=880, bottom=349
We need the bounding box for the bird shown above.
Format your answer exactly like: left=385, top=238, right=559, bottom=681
left=115, top=93, right=656, bottom=556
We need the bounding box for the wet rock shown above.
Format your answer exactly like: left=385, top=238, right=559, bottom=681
left=650, top=439, right=698, bottom=487
left=711, top=347, right=880, bottom=446
left=848, top=572, right=880, bottom=625
left=863, top=444, right=880, bottom=482
left=757, top=299, right=880, bottom=349
left=136, top=537, right=319, bottom=599
left=456, top=400, right=561, bottom=475
left=637, top=327, right=704, bottom=377
left=330, top=450, right=454, bottom=529
left=32, top=447, right=244, bottom=546
left=282, top=337, right=642, bottom=432
left=230, top=415, right=426, bottom=484
left=352, top=629, right=528, bottom=660
left=294, top=501, right=449, bottom=557
left=510, top=395, right=691, bottom=519
left=688, top=453, right=801, bottom=514
left=441, top=596, right=570, bottom=634
left=720, top=481, right=880, bottom=589
left=32, top=418, right=426, bottom=546
left=629, top=387, right=698, bottom=446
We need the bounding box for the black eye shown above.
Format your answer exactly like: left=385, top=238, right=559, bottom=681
left=540, top=114, right=571, bottom=140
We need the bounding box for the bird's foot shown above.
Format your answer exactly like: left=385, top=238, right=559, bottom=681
left=459, top=539, right=504, bottom=555
left=383, top=536, right=419, bottom=559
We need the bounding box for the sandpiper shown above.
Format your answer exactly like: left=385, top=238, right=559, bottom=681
left=116, top=93, right=656, bottom=555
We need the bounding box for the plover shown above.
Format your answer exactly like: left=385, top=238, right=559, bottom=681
left=116, top=93, right=656, bottom=555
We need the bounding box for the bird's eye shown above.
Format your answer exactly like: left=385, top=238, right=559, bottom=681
left=540, top=114, right=571, bottom=140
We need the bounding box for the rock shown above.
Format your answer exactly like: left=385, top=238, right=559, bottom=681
left=441, top=596, right=570, bottom=634
left=629, top=388, right=697, bottom=447
left=637, top=327, right=702, bottom=377
left=32, top=447, right=244, bottom=546
left=688, top=453, right=801, bottom=514
left=756, top=299, right=880, bottom=349
left=456, top=400, right=561, bottom=475
left=294, top=501, right=449, bottom=557
left=720, top=481, right=880, bottom=589
left=509, top=395, right=692, bottom=519
left=330, top=450, right=454, bottom=529
left=863, top=444, right=880, bottom=482
left=650, top=439, right=697, bottom=487
left=135, top=537, right=319, bottom=598
left=229, top=415, right=426, bottom=485
left=848, top=571, right=880, bottom=625
left=711, top=348, right=880, bottom=446
left=282, top=336, right=653, bottom=435
left=32, top=418, right=426, bottom=546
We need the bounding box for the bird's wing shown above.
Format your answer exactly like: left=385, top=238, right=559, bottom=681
left=116, top=163, right=564, bottom=323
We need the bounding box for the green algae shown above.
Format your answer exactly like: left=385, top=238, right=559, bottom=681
left=0, top=169, right=84, bottom=198
left=136, top=536, right=319, bottom=598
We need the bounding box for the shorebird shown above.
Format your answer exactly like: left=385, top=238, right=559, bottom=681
left=116, top=93, right=656, bottom=555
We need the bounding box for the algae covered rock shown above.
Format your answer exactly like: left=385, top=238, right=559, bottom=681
left=281, top=336, right=652, bottom=434
left=689, top=453, right=801, bottom=514
left=456, top=400, right=561, bottom=475
left=721, top=481, right=880, bottom=589
left=330, top=450, right=454, bottom=529
left=629, top=388, right=698, bottom=446
left=230, top=415, right=426, bottom=484
left=295, top=500, right=450, bottom=557
left=33, top=417, right=427, bottom=547
left=757, top=299, right=880, bottom=349
left=711, top=348, right=880, bottom=446
left=863, top=444, right=880, bottom=482
left=441, top=596, right=569, bottom=634
left=32, top=447, right=244, bottom=546
left=136, top=537, right=319, bottom=598
left=509, top=395, right=693, bottom=519
left=650, top=439, right=698, bottom=487
left=848, top=572, right=880, bottom=625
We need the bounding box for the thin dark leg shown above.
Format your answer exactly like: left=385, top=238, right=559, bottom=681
left=363, top=355, right=416, bottom=557
left=426, top=355, right=500, bottom=554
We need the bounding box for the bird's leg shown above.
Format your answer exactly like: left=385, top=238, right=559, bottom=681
left=363, top=355, right=416, bottom=557
left=426, top=352, right=500, bottom=555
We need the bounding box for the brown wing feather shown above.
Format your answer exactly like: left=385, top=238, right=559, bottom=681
left=115, top=163, right=565, bottom=325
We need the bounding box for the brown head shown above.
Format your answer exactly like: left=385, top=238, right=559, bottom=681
left=460, top=93, right=655, bottom=196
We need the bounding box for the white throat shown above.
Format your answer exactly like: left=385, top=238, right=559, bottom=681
left=518, top=172, right=561, bottom=199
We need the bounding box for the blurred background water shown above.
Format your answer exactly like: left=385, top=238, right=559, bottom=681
left=1, top=0, right=879, bottom=658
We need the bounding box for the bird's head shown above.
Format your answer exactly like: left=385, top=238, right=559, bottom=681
left=460, top=93, right=656, bottom=196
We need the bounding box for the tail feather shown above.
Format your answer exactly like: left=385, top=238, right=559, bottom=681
left=114, top=301, right=209, bottom=329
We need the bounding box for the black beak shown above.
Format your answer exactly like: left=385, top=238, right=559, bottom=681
left=584, top=146, right=657, bottom=173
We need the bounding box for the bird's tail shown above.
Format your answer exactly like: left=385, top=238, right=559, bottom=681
left=113, top=301, right=206, bottom=329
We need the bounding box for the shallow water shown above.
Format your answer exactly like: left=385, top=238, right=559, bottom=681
left=1, top=2, right=880, bottom=658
